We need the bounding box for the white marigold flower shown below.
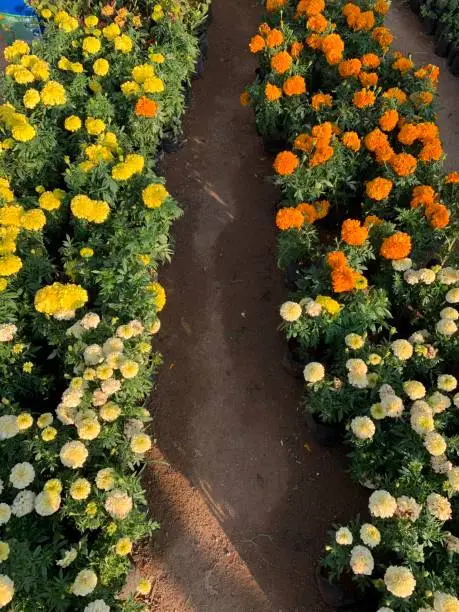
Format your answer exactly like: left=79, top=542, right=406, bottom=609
left=370, top=403, right=386, bottom=420
left=95, top=468, right=115, bottom=491
left=403, top=380, right=426, bottom=400
left=409, top=330, right=427, bottom=344
left=419, top=268, right=436, bottom=285
left=0, top=323, right=17, bottom=342
left=428, top=391, right=451, bottom=414
left=54, top=310, right=76, bottom=320
left=391, top=339, right=413, bottom=361
left=83, top=344, right=104, bottom=365
left=0, top=504, right=11, bottom=525
left=446, top=288, right=459, bottom=303
left=346, top=358, right=367, bottom=375
left=124, top=419, right=144, bottom=440
left=56, top=548, right=77, bottom=568
left=303, top=362, right=325, bottom=383
left=60, top=441, right=88, bottom=469
left=0, top=575, right=14, bottom=608
left=66, top=322, right=84, bottom=338
left=34, top=491, right=61, bottom=516
left=279, top=301, right=302, bottom=322
left=426, top=493, right=452, bottom=521
left=369, top=490, right=397, bottom=518
left=379, top=383, right=395, bottom=398
left=103, top=337, right=124, bottom=356
left=71, top=569, right=98, bottom=597
left=437, top=374, right=457, bottom=392
left=395, top=496, right=422, bottom=522
left=345, top=333, right=365, bottom=350
left=84, top=600, right=111, bottom=612
left=101, top=378, right=121, bottom=396
left=105, top=489, right=133, bottom=520
left=431, top=454, right=452, bottom=474
left=335, top=527, right=353, bottom=545
left=434, top=591, right=459, bottom=612
left=92, top=389, right=109, bottom=407
left=440, top=307, right=459, bottom=320
left=350, top=545, right=374, bottom=575
left=384, top=566, right=416, bottom=598
left=410, top=401, right=434, bottom=435
left=56, top=404, right=77, bottom=425
left=350, top=416, right=375, bottom=440
left=392, top=258, right=412, bottom=272
left=404, top=270, right=420, bottom=285
left=12, top=490, right=35, bottom=517
left=128, top=319, right=144, bottom=336
left=116, top=324, right=134, bottom=339
left=347, top=373, right=368, bottom=388
left=424, top=431, right=447, bottom=456
left=447, top=467, right=459, bottom=492
left=437, top=267, right=459, bottom=285
left=80, top=312, right=100, bottom=330
left=0, top=415, right=19, bottom=440
left=304, top=299, right=322, bottom=317
left=61, top=388, right=83, bottom=408
left=77, top=418, right=101, bottom=441
left=445, top=534, right=459, bottom=554
left=9, top=462, right=35, bottom=489
left=360, top=523, right=381, bottom=548
left=381, top=394, right=404, bottom=418
left=436, top=318, right=457, bottom=336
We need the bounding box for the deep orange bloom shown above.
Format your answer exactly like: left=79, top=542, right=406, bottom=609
left=276, top=207, right=304, bottom=230
left=296, top=0, right=325, bottom=16
left=273, top=151, right=299, bottom=175
left=313, top=199, right=330, bottom=219
left=415, top=63, right=440, bottom=84
left=364, top=128, right=389, bottom=152
left=397, top=123, right=420, bottom=145
left=363, top=214, right=382, bottom=228
left=375, top=144, right=395, bottom=164
left=366, top=177, right=393, bottom=200
left=266, top=29, right=284, bottom=48
left=390, top=153, right=417, bottom=177
left=375, top=0, right=390, bottom=14
left=372, top=26, right=393, bottom=49
left=265, top=83, right=282, bottom=101
left=418, top=139, right=443, bottom=162
left=338, top=58, right=362, bottom=78
left=393, top=57, right=414, bottom=73
left=294, top=133, right=314, bottom=152
left=309, top=145, right=334, bottom=167
left=240, top=92, right=250, bottom=106
left=410, top=185, right=436, bottom=209
left=297, top=202, right=317, bottom=223
left=307, top=14, right=328, bottom=32
left=327, top=250, right=348, bottom=269
left=271, top=51, right=293, bottom=74
left=445, top=172, right=459, bottom=184
left=311, top=93, right=333, bottom=111
left=266, top=0, right=287, bottom=11
left=312, top=122, right=333, bottom=142
left=321, top=34, right=344, bottom=65
left=249, top=34, right=265, bottom=53
left=354, top=10, right=375, bottom=31
left=425, top=203, right=450, bottom=228
left=341, top=219, right=369, bottom=246
left=259, top=22, right=271, bottom=36
left=413, top=91, right=434, bottom=106
left=353, top=88, right=376, bottom=109
left=380, top=232, right=412, bottom=260
left=342, top=131, right=361, bottom=151
left=361, top=53, right=381, bottom=69
left=331, top=266, right=359, bottom=292
left=135, top=97, right=158, bottom=118
left=359, top=72, right=378, bottom=87
left=291, top=41, right=304, bottom=58
left=417, top=122, right=439, bottom=143
left=379, top=109, right=399, bottom=132
left=283, top=75, right=307, bottom=96
left=383, top=87, right=407, bottom=104
left=306, top=33, right=323, bottom=50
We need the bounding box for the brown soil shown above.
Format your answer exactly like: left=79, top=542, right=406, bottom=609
left=136, top=1, right=459, bottom=611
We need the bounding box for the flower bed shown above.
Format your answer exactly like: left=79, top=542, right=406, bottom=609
left=0, top=1, right=208, bottom=609
left=244, top=0, right=459, bottom=609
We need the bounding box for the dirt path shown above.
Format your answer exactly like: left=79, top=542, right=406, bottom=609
left=137, top=1, right=459, bottom=611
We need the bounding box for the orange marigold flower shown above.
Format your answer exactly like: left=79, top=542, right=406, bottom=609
left=341, top=219, right=369, bottom=246
left=393, top=57, right=414, bottom=73
left=380, top=232, right=412, bottom=260
left=379, top=109, right=399, bottom=132
left=366, top=177, right=393, bottom=200
left=418, top=138, right=443, bottom=162
left=417, top=122, right=439, bottom=143
left=327, top=250, right=348, bottom=269
left=240, top=92, right=250, bottom=106
left=321, top=33, right=344, bottom=65
left=267, top=0, right=287, bottom=11
left=374, top=0, right=390, bottom=14
left=331, top=266, right=359, bottom=292
left=445, top=171, right=459, bottom=184
left=364, top=128, right=388, bottom=152
left=372, top=26, right=393, bottom=49
left=135, top=97, right=158, bottom=118
left=291, top=41, right=304, bottom=58
left=397, top=123, right=419, bottom=145
left=338, top=58, right=362, bottom=78
left=259, top=22, right=271, bottom=36
left=342, top=131, right=361, bottom=151
left=273, top=151, right=299, bottom=175
left=296, top=0, right=325, bottom=16
left=355, top=10, right=375, bottom=31
left=311, top=93, right=333, bottom=111
left=363, top=214, right=382, bottom=227
left=283, top=75, right=307, bottom=96
left=390, top=152, right=417, bottom=177
left=410, top=185, right=436, bottom=208
left=297, top=202, right=317, bottom=223
left=249, top=34, right=265, bottom=53
left=375, top=144, right=395, bottom=164
left=361, top=53, right=381, bottom=69
left=276, top=207, right=305, bottom=230
left=314, top=199, right=330, bottom=219
left=413, top=91, right=434, bottom=106
left=307, top=14, right=328, bottom=32
left=271, top=51, right=293, bottom=74
left=306, top=33, right=323, bottom=49
left=265, top=82, right=282, bottom=102
left=266, top=28, right=284, bottom=48
left=383, top=87, right=407, bottom=104
left=294, top=133, right=314, bottom=152
left=353, top=88, right=376, bottom=109
left=312, top=121, right=333, bottom=141
left=309, top=145, right=334, bottom=167
left=425, top=203, right=450, bottom=228
left=342, top=2, right=360, bottom=17
left=415, top=63, right=439, bottom=84
left=359, top=72, right=378, bottom=87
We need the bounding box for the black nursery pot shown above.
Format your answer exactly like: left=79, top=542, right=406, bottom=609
left=305, top=411, right=341, bottom=448
left=315, top=564, right=369, bottom=609
left=450, top=54, right=459, bottom=77
left=435, top=35, right=451, bottom=58
left=283, top=338, right=308, bottom=378
left=447, top=41, right=459, bottom=66
left=409, top=0, right=421, bottom=14
left=422, top=15, right=438, bottom=35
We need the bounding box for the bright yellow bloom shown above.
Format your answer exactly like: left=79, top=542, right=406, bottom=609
left=23, top=88, right=40, bottom=109
left=142, top=183, right=169, bottom=208
left=82, top=36, right=101, bottom=55
left=93, top=58, right=109, bottom=76
left=40, top=81, right=66, bottom=106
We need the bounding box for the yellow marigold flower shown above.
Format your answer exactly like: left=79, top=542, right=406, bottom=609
left=121, top=81, right=140, bottom=96
left=152, top=4, right=164, bottom=20
left=80, top=247, right=94, bottom=258
left=85, top=15, right=99, bottom=28
left=40, top=81, right=66, bottom=106
left=137, top=578, right=152, bottom=595
left=85, top=117, right=106, bottom=136
left=44, top=479, right=62, bottom=494
left=103, top=23, right=121, bottom=40
left=100, top=401, right=121, bottom=422
left=82, top=36, right=101, bottom=55
left=39, top=190, right=62, bottom=211
left=115, top=537, right=132, bottom=555
left=114, top=34, right=133, bottom=53
left=70, top=478, right=91, bottom=500
left=132, top=64, right=155, bottom=84
left=142, top=183, right=169, bottom=208
left=70, top=62, right=83, bottom=74
left=0, top=279, right=7, bottom=292
left=23, top=88, right=40, bottom=109
left=120, top=360, right=139, bottom=379
left=150, top=53, right=165, bottom=63
left=12, top=122, right=36, bottom=142
left=130, top=433, right=152, bottom=454
left=0, top=575, right=14, bottom=607
left=60, top=441, right=88, bottom=469
left=303, top=362, right=325, bottom=383
left=93, top=58, right=109, bottom=76
left=20, top=209, right=46, bottom=231
left=41, top=426, right=57, bottom=441
left=0, top=254, right=22, bottom=276
left=17, top=412, right=33, bottom=430
left=37, top=412, right=53, bottom=428
left=70, top=195, right=110, bottom=224
left=143, top=76, right=165, bottom=93
left=148, top=282, right=166, bottom=311
left=4, top=40, right=29, bottom=62
left=315, top=295, right=341, bottom=315
left=13, top=68, right=35, bottom=84
left=34, top=282, right=88, bottom=318
left=95, top=468, right=115, bottom=491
